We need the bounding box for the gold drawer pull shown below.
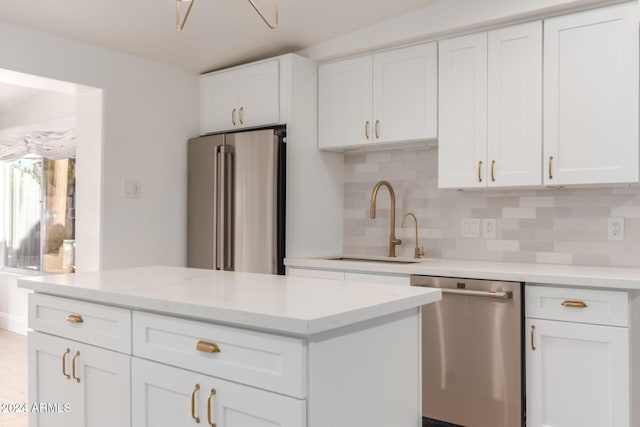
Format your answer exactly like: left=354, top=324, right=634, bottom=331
left=207, top=388, right=217, bottom=427
left=491, top=160, right=496, bottom=182
left=239, top=106, right=244, bottom=124
left=374, top=120, right=380, bottom=139
left=548, top=156, right=554, bottom=180
left=62, top=348, right=71, bottom=379
left=561, top=300, right=588, bottom=308
left=66, top=314, right=84, bottom=323
left=478, top=160, right=483, bottom=183
left=191, top=384, right=201, bottom=423
left=530, top=325, right=536, bottom=351
left=72, top=351, right=81, bottom=383
left=365, top=120, right=370, bottom=139
left=196, top=341, right=221, bottom=353
left=231, top=108, right=237, bottom=126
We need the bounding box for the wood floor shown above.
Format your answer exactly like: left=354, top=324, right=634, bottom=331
left=0, top=329, right=28, bottom=427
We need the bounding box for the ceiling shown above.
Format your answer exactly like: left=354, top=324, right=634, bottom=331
left=0, top=0, right=440, bottom=74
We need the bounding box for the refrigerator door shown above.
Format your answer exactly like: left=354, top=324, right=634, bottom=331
left=187, top=134, right=224, bottom=269
left=224, top=130, right=279, bottom=274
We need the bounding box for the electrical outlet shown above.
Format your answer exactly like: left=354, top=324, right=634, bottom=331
left=461, top=218, right=480, bottom=238
left=608, top=217, right=624, bottom=241
left=123, top=178, right=141, bottom=198
left=483, top=218, right=497, bottom=239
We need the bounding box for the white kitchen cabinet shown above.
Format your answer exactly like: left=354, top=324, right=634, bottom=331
left=29, top=331, right=131, bottom=427
left=287, top=266, right=410, bottom=285
left=438, top=32, right=488, bottom=188
left=439, top=22, right=542, bottom=188
left=200, top=59, right=280, bottom=134
left=526, top=285, right=630, bottom=427
left=543, top=2, right=639, bottom=185
left=132, top=358, right=305, bottom=427
left=487, top=21, right=542, bottom=187
left=319, top=43, right=437, bottom=149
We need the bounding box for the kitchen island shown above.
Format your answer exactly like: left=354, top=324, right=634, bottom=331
left=18, top=266, right=441, bottom=427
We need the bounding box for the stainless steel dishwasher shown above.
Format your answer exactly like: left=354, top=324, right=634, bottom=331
left=411, top=275, right=524, bottom=427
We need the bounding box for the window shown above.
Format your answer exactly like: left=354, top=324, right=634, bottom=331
left=3, top=156, right=76, bottom=273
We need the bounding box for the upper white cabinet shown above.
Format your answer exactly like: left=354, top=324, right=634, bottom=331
left=439, top=22, right=542, bottom=188
left=319, top=43, right=437, bottom=149
left=200, top=59, right=280, bottom=134
left=488, top=22, right=542, bottom=187
left=438, top=32, right=488, bottom=188
left=543, top=2, right=639, bottom=185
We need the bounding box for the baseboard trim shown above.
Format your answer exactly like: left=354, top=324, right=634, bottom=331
left=0, top=312, right=27, bottom=335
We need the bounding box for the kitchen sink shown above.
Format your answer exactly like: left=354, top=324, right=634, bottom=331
left=325, top=256, right=421, bottom=264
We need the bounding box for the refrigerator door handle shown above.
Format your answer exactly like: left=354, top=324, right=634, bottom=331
left=225, top=150, right=234, bottom=271
left=215, top=146, right=224, bottom=270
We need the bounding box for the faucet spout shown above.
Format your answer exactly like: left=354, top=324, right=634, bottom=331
left=401, top=212, right=425, bottom=259
left=370, top=180, right=402, bottom=257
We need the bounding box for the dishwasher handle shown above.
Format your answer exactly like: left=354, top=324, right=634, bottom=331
left=441, top=288, right=513, bottom=300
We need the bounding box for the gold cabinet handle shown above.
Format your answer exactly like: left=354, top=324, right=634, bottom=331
left=231, top=108, right=237, bottom=126
left=491, top=160, right=496, bottom=182
left=548, top=156, right=554, bottom=180
left=62, top=348, right=71, bottom=379
left=478, top=160, right=483, bottom=183
left=66, top=314, right=83, bottom=324
left=531, top=325, right=536, bottom=351
left=207, top=388, right=217, bottom=427
left=191, top=384, right=201, bottom=424
left=365, top=121, right=370, bottom=139
left=374, top=120, right=380, bottom=139
left=561, top=300, right=588, bottom=308
left=239, top=106, right=244, bottom=124
left=196, top=340, right=221, bottom=353
left=71, top=351, right=80, bottom=383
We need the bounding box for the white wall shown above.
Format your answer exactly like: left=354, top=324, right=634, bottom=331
left=0, top=90, right=75, bottom=129
left=0, top=20, right=199, bottom=271
left=0, top=21, right=198, bottom=334
left=299, top=0, right=621, bottom=61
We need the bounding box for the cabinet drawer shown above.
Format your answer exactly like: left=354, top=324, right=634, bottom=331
left=344, top=272, right=410, bottom=286
left=132, top=311, right=306, bottom=398
left=29, top=293, right=132, bottom=353
left=525, top=285, right=628, bottom=327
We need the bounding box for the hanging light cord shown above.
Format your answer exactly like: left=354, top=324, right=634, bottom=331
left=176, top=0, right=278, bottom=31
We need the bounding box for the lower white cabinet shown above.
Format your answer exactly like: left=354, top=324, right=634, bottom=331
left=526, top=285, right=630, bottom=427
left=29, top=331, right=131, bottom=427
left=287, top=266, right=410, bottom=285
left=132, top=358, right=306, bottom=427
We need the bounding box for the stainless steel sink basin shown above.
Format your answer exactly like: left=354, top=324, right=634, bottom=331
left=326, top=256, right=420, bottom=264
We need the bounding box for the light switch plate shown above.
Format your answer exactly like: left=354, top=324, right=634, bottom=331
left=123, top=178, right=141, bottom=198
left=461, top=218, right=480, bottom=238
left=608, top=217, right=624, bottom=240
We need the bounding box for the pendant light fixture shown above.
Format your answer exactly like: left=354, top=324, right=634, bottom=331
left=176, top=0, right=279, bottom=31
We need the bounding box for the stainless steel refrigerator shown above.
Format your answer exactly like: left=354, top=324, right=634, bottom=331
left=187, top=127, right=286, bottom=274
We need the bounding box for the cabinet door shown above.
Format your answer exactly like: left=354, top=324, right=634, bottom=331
left=75, top=341, right=130, bottom=427
left=29, top=331, right=81, bottom=427
left=238, top=60, right=280, bottom=129
left=526, top=318, right=629, bottom=427
left=132, top=357, right=205, bottom=427
left=200, top=70, right=238, bottom=134
left=318, top=56, right=373, bottom=149
left=287, top=267, right=345, bottom=280
left=543, top=3, right=639, bottom=185
left=487, top=22, right=542, bottom=187
left=372, top=43, right=437, bottom=143
left=438, top=33, right=488, bottom=188
left=133, top=358, right=306, bottom=427
left=29, top=332, right=131, bottom=427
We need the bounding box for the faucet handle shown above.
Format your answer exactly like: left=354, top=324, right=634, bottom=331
left=415, top=246, right=425, bottom=259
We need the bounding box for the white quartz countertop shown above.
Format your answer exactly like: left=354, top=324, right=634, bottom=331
left=285, top=256, right=640, bottom=290
left=17, top=266, right=441, bottom=335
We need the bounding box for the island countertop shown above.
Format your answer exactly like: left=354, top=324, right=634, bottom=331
left=17, top=265, right=441, bottom=335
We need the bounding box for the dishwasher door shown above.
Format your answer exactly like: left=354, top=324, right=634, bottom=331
left=411, top=276, right=523, bottom=427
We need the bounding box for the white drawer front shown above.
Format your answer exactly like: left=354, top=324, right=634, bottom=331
left=29, top=293, right=132, bottom=353
left=344, top=272, right=410, bottom=286
left=526, top=285, right=628, bottom=327
left=133, top=311, right=306, bottom=398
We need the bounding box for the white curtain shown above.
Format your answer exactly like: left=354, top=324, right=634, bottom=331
left=0, top=117, right=76, bottom=161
